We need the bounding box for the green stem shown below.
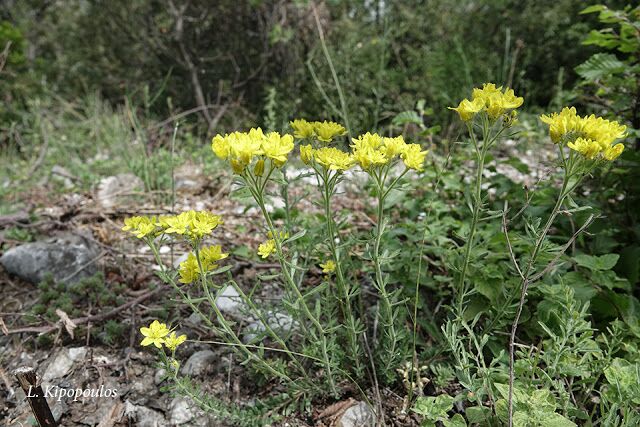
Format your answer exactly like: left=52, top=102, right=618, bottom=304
left=507, top=163, right=575, bottom=426
left=321, top=168, right=363, bottom=376
left=456, top=121, right=489, bottom=313
left=194, top=246, right=292, bottom=383
left=244, top=171, right=339, bottom=396
left=371, top=166, right=399, bottom=377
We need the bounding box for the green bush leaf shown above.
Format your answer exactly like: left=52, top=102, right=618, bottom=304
left=573, top=253, right=619, bottom=271
left=575, top=53, right=625, bottom=81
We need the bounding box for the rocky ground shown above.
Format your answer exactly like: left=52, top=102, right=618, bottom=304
left=0, top=139, right=557, bottom=426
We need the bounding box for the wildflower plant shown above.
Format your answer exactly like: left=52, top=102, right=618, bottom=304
left=446, top=83, right=627, bottom=426
left=121, top=82, right=630, bottom=426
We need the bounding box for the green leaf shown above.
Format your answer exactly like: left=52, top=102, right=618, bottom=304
left=443, top=413, right=467, bottom=427
left=392, top=110, right=423, bottom=127
left=580, top=5, right=606, bottom=14
left=575, top=53, right=625, bottom=81
left=573, top=253, right=619, bottom=271
left=466, top=405, right=493, bottom=423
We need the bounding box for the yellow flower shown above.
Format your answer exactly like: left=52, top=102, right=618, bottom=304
left=211, top=135, right=230, bottom=160
left=140, top=320, right=170, bottom=348
left=448, top=98, right=484, bottom=122
left=200, top=245, right=229, bottom=270
left=382, top=136, right=408, bottom=158
left=567, top=137, right=602, bottom=159
left=540, top=108, right=626, bottom=160
left=300, top=144, right=314, bottom=164
left=351, top=132, right=383, bottom=151
left=352, top=145, right=388, bottom=170
left=313, top=120, right=347, bottom=143
left=319, top=260, right=336, bottom=274
left=604, top=143, right=624, bottom=161
left=290, top=119, right=315, bottom=139
left=164, top=331, right=187, bottom=351
left=122, top=216, right=158, bottom=239
left=451, top=83, right=523, bottom=122
left=314, top=147, right=355, bottom=171
left=230, top=131, right=263, bottom=169
left=501, top=88, right=524, bottom=109
left=258, top=239, right=276, bottom=258
left=262, top=132, right=295, bottom=166
left=540, top=107, right=579, bottom=143
left=178, top=253, right=201, bottom=284
left=162, top=212, right=192, bottom=235
left=160, top=211, right=223, bottom=240
left=401, top=143, right=428, bottom=171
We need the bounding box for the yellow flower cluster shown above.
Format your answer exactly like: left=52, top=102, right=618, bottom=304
left=540, top=107, right=626, bottom=160
left=351, top=132, right=428, bottom=172
left=140, top=320, right=187, bottom=351
left=257, top=231, right=289, bottom=258
left=212, top=128, right=295, bottom=173
left=290, top=119, right=347, bottom=142
left=299, top=130, right=427, bottom=172
left=314, top=147, right=356, bottom=171
left=123, top=211, right=223, bottom=241
left=178, top=245, right=229, bottom=284
left=258, top=239, right=276, bottom=258
left=449, top=83, right=524, bottom=121
left=319, top=260, right=336, bottom=274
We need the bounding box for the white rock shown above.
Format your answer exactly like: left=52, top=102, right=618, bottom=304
left=243, top=311, right=296, bottom=343
left=215, top=285, right=244, bottom=315
left=338, top=401, right=376, bottom=427
left=181, top=350, right=217, bottom=377
left=123, top=400, right=166, bottom=427
left=95, top=173, right=144, bottom=208
left=43, top=347, right=87, bottom=382
left=169, top=397, right=198, bottom=424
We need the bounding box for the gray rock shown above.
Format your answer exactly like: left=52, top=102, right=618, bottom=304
left=43, top=347, right=87, bottom=382
left=95, top=173, right=144, bottom=208
left=123, top=400, right=166, bottom=427
left=338, top=401, right=376, bottom=427
left=0, top=233, right=99, bottom=285
left=181, top=350, right=217, bottom=377
left=215, top=285, right=244, bottom=315
left=169, top=397, right=200, bottom=424
left=243, top=311, right=296, bottom=343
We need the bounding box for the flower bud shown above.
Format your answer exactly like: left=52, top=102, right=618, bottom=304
left=254, top=158, right=265, bottom=176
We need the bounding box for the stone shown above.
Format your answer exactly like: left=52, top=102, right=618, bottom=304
left=123, top=400, right=166, bottom=427
left=243, top=311, right=295, bottom=343
left=43, top=347, right=87, bottom=382
left=169, top=397, right=199, bottom=424
left=0, top=233, right=100, bottom=285
left=215, top=284, right=244, bottom=315
left=174, top=163, right=206, bottom=192
left=95, top=173, right=144, bottom=208
left=337, top=401, right=376, bottom=427
left=181, top=350, right=217, bottom=377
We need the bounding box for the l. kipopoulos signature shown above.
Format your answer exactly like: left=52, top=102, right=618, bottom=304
left=27, top=384, right=118, bottom=402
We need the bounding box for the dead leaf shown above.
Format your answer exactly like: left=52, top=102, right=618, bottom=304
left=55, top=309, right=77, bottom=339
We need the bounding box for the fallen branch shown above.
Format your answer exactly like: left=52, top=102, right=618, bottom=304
left=4, top=286, right=162, bottom=336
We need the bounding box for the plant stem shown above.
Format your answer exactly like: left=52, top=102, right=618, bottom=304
left=456, top=120, right=489, bottom=313
left=321, top=168, right=363, bottom=376
left=507, top=167, right=572, bottom=426
left=244, top=172, right=339, bottom=396
left=194, top=246, right=292, bottom=383
left=371, top=166, right=400, bottom=378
